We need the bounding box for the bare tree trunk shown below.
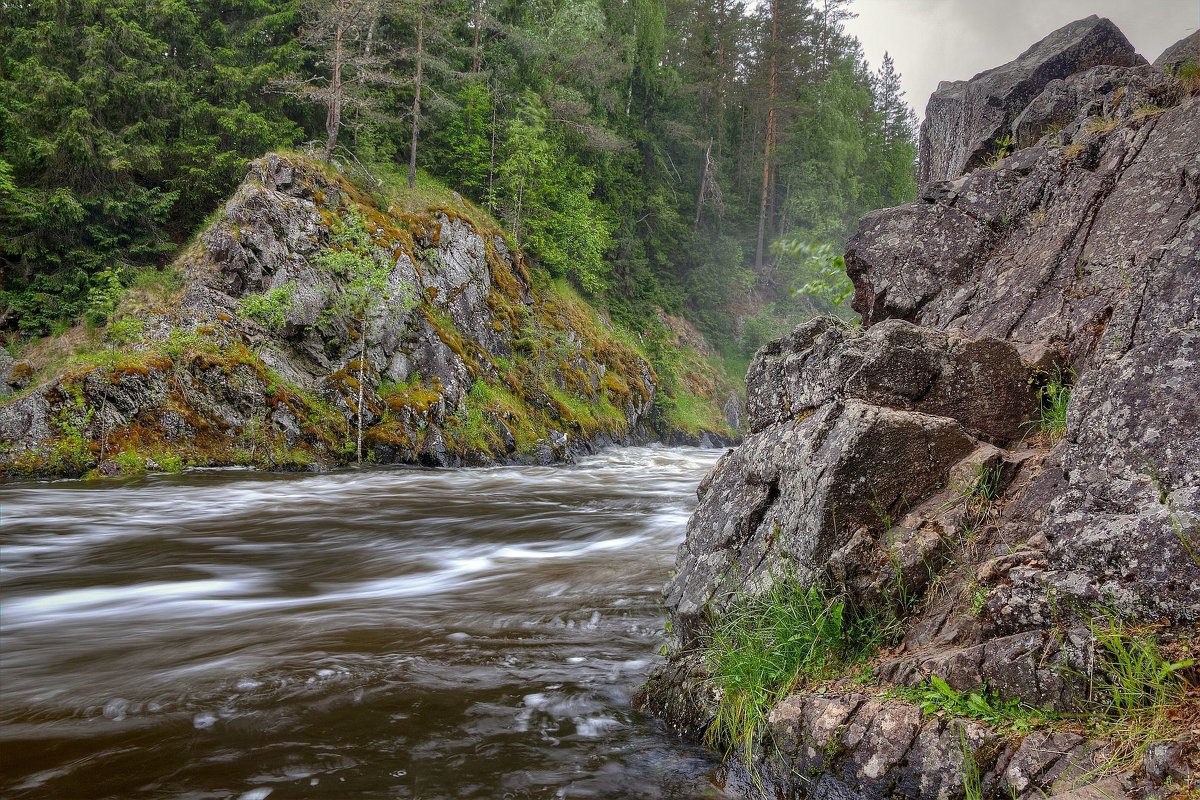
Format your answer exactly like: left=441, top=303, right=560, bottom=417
left=471, top=0, right=482, bottom=75
left=487, top=95, right=497, bottom=211
left=324, top=8, right=346, bottom=161
left=694, top=139, right=712, bottom=231
left=715, top=0, right=727, bottom=161
left=754, top=0, right=780, bottom=270
left=356, top=334, right=366, bottom=464
left=408, top=12, right=424, bottom=190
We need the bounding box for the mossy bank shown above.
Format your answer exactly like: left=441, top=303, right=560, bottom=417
left=0, top=153, right=738, bottom=479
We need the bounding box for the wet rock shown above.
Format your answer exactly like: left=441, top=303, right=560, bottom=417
left=919, top=15, right=1143, bottom=184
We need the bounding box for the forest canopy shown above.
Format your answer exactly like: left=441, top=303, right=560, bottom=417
left=0, top=0, right=917, bottom=363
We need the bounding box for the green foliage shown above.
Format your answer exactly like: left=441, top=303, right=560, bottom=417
left=316, top=210, right=402, bottom=328
left=774, top=238, right=855, bottom=314
left=105, top=317, right=146, bottom=351
left=989, top=133, right=1015, bottom=166
left=1035, top=370, right=1072, bottom=440
left=238, top=282, right=298, bottom=332
left=892, top=675, right=1054, bottom=733
left=702, top=578, right=878, bottom=763
left=0, top=0, right=301, bottom=334
left=2, top=0, right=917, bottom=381
left=85, top=268, right=126, bottom=326
left=498, top=95, right=615, bottom=294
left=1091, top=616, right=1193, bottom=718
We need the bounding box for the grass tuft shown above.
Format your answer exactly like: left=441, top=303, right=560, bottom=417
left=1088, top=615, right=1196, bottom=772
left=702, top=578, right=879, bottom=764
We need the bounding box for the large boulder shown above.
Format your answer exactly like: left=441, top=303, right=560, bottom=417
left=919, top=15, right=1143, bottom=184
left=666, top=318, right=1037, bottom=645
left=647, top=18, right=1200, bottom=800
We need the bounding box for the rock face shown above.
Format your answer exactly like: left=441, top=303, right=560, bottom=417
left=646, top=18, right=1199, bottom=800
left=1154, top=31, right=1198, bottom=72
left=919, top=16, right=1143, bottom=184
left=0, top=154, right=724, bottom=477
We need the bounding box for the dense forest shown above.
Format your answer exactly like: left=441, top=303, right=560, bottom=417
left=0, top=0, right=917, bottom=366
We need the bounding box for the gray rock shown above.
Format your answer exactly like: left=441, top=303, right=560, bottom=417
left=1012, top=64, right=1180, bottom=150
left=1153, top=31, right=1199, bottom=72
left=1, top=153, right=666, bottom=477
left=648, top=25, right=1200, bottom=800
left=919, top=16, right=1143, bottom=184
left=0, top=351, right=12, bottom=393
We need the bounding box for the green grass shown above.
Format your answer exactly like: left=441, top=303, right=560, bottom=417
left=1033, top=369, right=1071, bottom=441
left=960, top=726, right=983, bottom=800
left=1092, top=616, right=1192, bottom=717
left=944, top=462, right=1003, bottom=528
left=1085, top=615, right=1196, bottom=773
left=702, top=578, right=879, bottom=764
left=369, top=162, right=504, bottom=231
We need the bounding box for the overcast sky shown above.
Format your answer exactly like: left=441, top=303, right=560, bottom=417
left=842, top=0, right=1199, bottom=120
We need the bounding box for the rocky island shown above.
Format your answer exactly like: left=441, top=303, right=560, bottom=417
left=0, top=155, right=736, bottom=478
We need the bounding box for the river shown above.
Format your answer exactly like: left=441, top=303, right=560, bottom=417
left=0, top=446, right=731, bottom=799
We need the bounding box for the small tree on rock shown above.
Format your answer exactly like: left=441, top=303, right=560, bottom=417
left=280, top=0, right=392, bottom=161
left=316, top=210, right=407, bottom=463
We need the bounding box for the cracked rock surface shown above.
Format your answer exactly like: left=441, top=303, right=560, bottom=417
left=643, top=18, right=1199, bottom=800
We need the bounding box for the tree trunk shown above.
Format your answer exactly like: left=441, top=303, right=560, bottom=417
left=488, top=95, right=497, bottom=211
left=694, top=139, right=712, bottom=231
left=408, top=12, right=424, bottom=191
left=356, top=335, right=366, bottom=464
left=324, top=11, right=346, bottom=161
left=754, top=0, right=780, bottom=270
left=715, top=0, right=727, bottom=160
left=471, top=0, right=482, bottom=75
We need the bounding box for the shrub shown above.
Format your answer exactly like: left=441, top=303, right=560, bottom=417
left=237, top=282, right=297, bottom=332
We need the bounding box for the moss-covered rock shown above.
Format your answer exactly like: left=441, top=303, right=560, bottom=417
left=1, top=153, right=735, bottom=479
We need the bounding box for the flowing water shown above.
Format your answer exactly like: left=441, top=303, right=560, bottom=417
left=0, top=447, right=732, bottom=800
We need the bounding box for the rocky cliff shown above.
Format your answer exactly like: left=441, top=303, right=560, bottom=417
left=643, top=21, right=1199, bottom=800
left=0, top=154, right=734, bottom=478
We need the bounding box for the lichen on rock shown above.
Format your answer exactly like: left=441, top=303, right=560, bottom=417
left=644, top=18, right=1200, bottom=800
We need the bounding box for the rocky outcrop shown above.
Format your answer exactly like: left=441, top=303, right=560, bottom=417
left=919, top=16, right=1143, bottom=184
left=1154, top=32, right=1198, bottom=72
left=1, top=154, right=731, bottom=478
left=646, top=18, right=1199, bottom=800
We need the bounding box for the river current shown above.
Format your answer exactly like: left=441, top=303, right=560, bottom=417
left=0, top=447, right=731, bottom=799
